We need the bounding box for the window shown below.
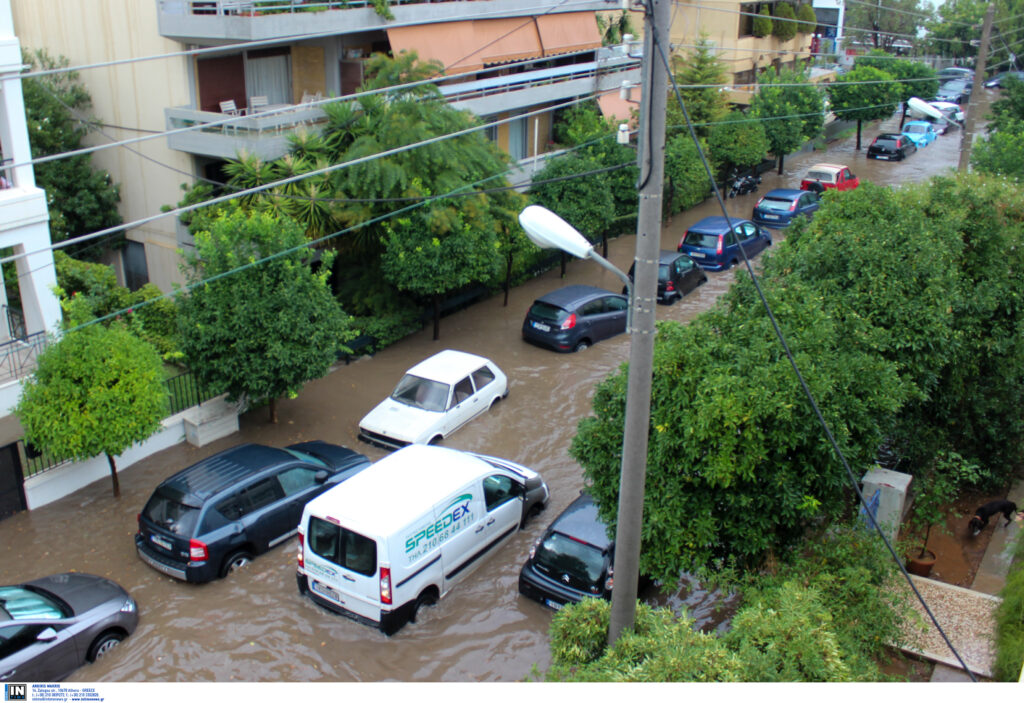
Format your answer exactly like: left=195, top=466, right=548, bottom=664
left=676, top=258, right=694, bottom=274
left=0, top=586, right=66, bottom=620
left=0, top=624, right=49, bottom=658
left=725, top=230, right=738, bottom=246
left=483, top=475, right=516, bottom=511
left=391, top=375, right=449, bottom=412
left=471, top=366, right=495, bottom=391
left=143, top=490, right=200, bottom=536
left=307, top=517, right=377, bottom=576
left=241, top=477, right=284, bottom=512
left=277, top=466, right=319, bottom=496
left=739, top=3, right=759, bottom=37
left=452, top=377, right=474, bottom=406
left=604, top=296, right=628, bottom=313
left=533, top=532, right=606, bottom=591
left=580, top=300, right=605, bottom=317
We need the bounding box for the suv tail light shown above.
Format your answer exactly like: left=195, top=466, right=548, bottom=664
left=297, top=531, right=305, bottom=568
left=789, top=201, right=798, bottom=211
left=716, top=237, right=723, bottom=255
left=666, top=280, right=675, bottom=291
left=380, top=566, right=392, bottom=605
left=189, top=539, right=208, bottom=562
left=559, top=313, right=577, bottom=331
left=605, top=566, right=614, bottom=592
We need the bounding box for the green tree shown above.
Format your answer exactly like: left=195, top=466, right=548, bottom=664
left=178, top=209, right=352, bottom=423
left=663, top=133, right=712, bottom=217
left=986, top=74, right=1024, bottom=132
left=667, top=35, right=730, bottom=138
left=844, top=0, right=929, bottom=53
left=751, top=67, right=824, bottom=173
left=753, top=6, right=773, bottom=37
left=597, top=9, right=636, bottom=46
left=855, top=53, right=939, bottom=128
left=553, top=101, right=615, bottom=147
left=826, top=65, right=901, bottom=149
left=926, top=0, right=986, bottom=59
left=772, top=2, right=798, bottom=42
left=707, top=108, right=769, bottom=176
left=15, top=323, right=167, bottom=498
left=971, top=125, right=1024, bottom=179
left=796, top=3, right=818, bottom=33
left=530, top=151, right=614, bottom=260
left=21, top=49, right=121, bottom=255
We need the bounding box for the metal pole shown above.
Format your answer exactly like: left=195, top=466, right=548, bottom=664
left=607, top=0, right=669, bottom=646
left=958, top=4, right=995, bottom=172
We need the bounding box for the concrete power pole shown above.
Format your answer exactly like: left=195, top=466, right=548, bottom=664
left=607, top=0, right=670, bottom=646
left=958, top=4, right=995, bottom=172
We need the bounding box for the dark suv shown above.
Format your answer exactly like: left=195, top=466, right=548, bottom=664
left=518, top=492, right=614, bottom=609
left=522, top=285, right=628, bottom=352
left=135, top=441, right=370, bottom=583
left=625, top=251, right=706, bottom=304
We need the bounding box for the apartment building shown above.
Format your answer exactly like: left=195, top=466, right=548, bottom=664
left=11, top=1, right=640, bottom=292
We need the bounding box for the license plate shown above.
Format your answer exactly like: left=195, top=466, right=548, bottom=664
left=150, top=534, right=172, bottom=551
left=531, top=321, right=550, bottom=332
left=545, top=599, right=563, bottom=610
left=877, top=155, right=890, bottom=160
left=311, top=579, right=340, bottom=602
left=689, top=252, right=705, bottom=258
left=764, top=214, right=779, bottom=219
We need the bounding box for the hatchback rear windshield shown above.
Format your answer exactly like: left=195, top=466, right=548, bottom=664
left=873, top=139, right=898, bottom=148
left=142, top=490, right=200, bottom=537
left=533, top=531, right=607, bottom=592
left=759, top=197, right=794, bottom=212
left=307, top=517, right=377, bottom=577
left=805, top=170, right=836, bottom=183
left=683, top=231, right=719, bottom=249
left=528, top=301, right=570, bottom=323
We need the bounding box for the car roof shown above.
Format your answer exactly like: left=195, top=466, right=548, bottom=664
left=761, top=188, right=805, bottom=200
left=687, top=216, right=752, bottom=234
left=875, top=132, right=903, bottom=139
left=547, top=492, right=612, bottom=550
left=305, top=445, right=495, bottom=535
left=929, top=101, right=959, bottom=110
left=806, top=163, right=845, bottom=174
left=903, top=120, right=931, bottom=127
left=405, top=349, right=494, bottom=384
left=159, top=443, right=295, bottom=504
left=534, top=284, right=621, bottom=309
left=657, top=249, right=688, bottom=264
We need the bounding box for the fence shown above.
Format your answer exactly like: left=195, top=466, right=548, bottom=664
left=22, top=370, right=217, bottom=479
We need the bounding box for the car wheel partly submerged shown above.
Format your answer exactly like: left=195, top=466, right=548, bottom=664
left=573, top=340, right=590, bottom=352
left=87, top=631, right=124, bottom=662
left=221, top=551, right=253, bottom=577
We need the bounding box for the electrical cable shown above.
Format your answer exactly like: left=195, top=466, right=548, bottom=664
left=653, top=17, right=980, bottom=683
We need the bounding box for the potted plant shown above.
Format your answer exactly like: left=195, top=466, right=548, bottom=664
left=904, top=451, right=979, bottom=577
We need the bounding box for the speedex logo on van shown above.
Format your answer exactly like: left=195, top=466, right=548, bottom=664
left=404, top=493, right=475, bottom=562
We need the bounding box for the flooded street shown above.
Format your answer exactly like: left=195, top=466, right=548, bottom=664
left=0, top=103, right=976, bottom=682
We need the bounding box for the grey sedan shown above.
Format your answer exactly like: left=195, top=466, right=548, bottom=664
left=0, top=573, right=138, bottom=681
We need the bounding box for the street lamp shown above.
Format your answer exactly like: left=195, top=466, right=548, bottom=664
left=906, top=96, right=959, bottom=129
left=518, top=206, right=633, bottom=325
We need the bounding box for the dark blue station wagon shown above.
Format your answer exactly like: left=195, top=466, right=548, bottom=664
left=135, top=441, right=370, bottom=583
left=678, top=216, right=772, bottom=271
left=752, top=189, right=821, bottom=228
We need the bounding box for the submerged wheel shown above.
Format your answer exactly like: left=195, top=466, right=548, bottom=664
left=220, top=550, right=253, bottom=577
left=573, top=340, right=590, bottom=352
left=412, top=589, right=438, bottom=622
left=87, top=631, right=123, bottom=662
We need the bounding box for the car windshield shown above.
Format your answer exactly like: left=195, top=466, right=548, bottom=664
left=0, top=586, right=66, bottom=621
left=390, top=374, right=449, bottom=412
left=683, top=231, right=719, bottom=248
left=805, top=170, right=836, bottom=183
left=142, top=490, right=200, bottom=537
left=759, top=197, right=794, bottom=212
left=528, top=301, right=570, bottom=324
left=534, top=532, right=607, bottom=591
left=905, top=124, right=926, bottom=133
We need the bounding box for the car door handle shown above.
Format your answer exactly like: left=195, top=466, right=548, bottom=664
left=342, top=574, right=356, bottom=582
left=475, top=524, right=486, bottom=533
left=486, top=518, right=496, bottom=526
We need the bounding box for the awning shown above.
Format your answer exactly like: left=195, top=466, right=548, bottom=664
left=536, top=13, right=602, bottom=57
left=598, top=92, right=636, bottom=125
left=387, top=18, right=543, bottom=75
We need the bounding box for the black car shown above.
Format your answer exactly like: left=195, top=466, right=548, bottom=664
left=518, top=492, right=613, bottom=609
left=624, top=250, right=706, bottom=304
left=0, top=573, right=138, bottom=682
left=135, top=441, right=370, bottom=583
left=936, top=79, right=972, bottom=104
left=867, top=133, right=917, bottom=161
left=985, top=70, right=1024, bottom=88
left=522, top=285, right=628, bottom=353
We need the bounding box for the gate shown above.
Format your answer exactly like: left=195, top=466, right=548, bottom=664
left=0, top=442, right=26, bottom=521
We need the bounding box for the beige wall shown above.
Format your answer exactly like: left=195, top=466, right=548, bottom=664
left=11, top=0, right=194, bottom=291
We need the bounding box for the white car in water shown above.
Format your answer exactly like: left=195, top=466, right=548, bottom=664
left=358, top=350, right=508, bottom=450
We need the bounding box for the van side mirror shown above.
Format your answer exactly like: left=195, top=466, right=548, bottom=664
left=315, top=470, right=329, bottom=485
left=37, top=627, right=58, bottom=643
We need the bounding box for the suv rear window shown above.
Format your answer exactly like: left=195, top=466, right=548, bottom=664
left=142, top=490, right=200, bottom=537
left=805, top=170, right=835, bottom=183
left=533, top=531, right=606, bottom=592
left=759, top=197, right=793, bottom=212
left=307, top=517, right=377, bottom=576
left=528, top=301, right=569, bottom=323
left=683, top=231, right=719, bottom=248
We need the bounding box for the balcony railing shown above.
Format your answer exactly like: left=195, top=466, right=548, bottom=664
left=0, top=331, right=47, bottom=386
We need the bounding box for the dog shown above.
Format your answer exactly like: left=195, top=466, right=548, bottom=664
left=968, top=499, right=1018, bottom=536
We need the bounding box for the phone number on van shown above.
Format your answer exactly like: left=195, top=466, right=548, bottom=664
left=404, top=494, right=475, bottom=561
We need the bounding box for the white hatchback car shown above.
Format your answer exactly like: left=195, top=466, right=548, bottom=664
left=358, top=350, right=508, bottom=449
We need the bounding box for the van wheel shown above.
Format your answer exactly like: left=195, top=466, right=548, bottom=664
left=87, top=631, right=123, bottom=662
left=573, top=340, right=589, bottom=352
left=221, top=550, right=253, bottom=577
left=412, top=589, right=438, bottom=622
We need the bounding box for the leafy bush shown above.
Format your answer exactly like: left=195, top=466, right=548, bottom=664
left=796, top=3, right=818, bottom=33
left=552, top=101, right=615, bottom=148
left=753, top=7, right=773, bottom=37
left=772, top=2, right=798, bottom=41
left=349, top=309, right=423, bottom=353
left=995, top=527, right=1024, bottom=681
left=708, top=108, right=769, bottom=174
left=664, top=133, right=712, bottom=216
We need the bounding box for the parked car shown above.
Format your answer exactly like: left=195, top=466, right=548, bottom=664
left=752, top=188, right=822, bottom=227
left=518, top=492, right=613, bottom=609
left=937, top=66, right=974, bottom=83
left=799, top=163, right=859, bottom=193
left=936, top=79, right=972, bottom=104
left=624, top=251, right=706, bottom=304
left=135, top=441, right=371, bottom=583
left=678, top=216, right=772, bottom=271
left=297, top=444, right=549, bottom=633
left=522, top=285, right=628, bottom=352
left=867, top=133, right=918, bottom=160
left=922, top=101, right=964, bottom=134
left=359, top=350, right=508, bottom=449
left=985, top=70, right=1024, bottom=88
left=0, top=573, right=138, bottom=681
left=901, top=121, right=938, bottom=148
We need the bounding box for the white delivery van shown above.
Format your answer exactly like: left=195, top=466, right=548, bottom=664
left=296, top=444, right=549, bottom=634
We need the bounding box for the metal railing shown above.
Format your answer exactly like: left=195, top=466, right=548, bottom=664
left=0, top=331, right=47, bottom=386
left=162, top=1, right=457, bottom=15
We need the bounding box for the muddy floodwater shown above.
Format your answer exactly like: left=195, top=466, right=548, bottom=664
left=0, top=105, right=976, bottom=682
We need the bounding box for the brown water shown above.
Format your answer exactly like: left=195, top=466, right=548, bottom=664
left=0, top=103, right=976, bottom=682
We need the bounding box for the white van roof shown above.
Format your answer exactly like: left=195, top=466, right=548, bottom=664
left=304, top=444, right=492, bottom=536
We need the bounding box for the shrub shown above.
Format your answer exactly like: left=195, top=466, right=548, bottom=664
left=994, top=527, right=1024, bottom=681
left=796, top=3, right=818, bottom=33
left=753, top=7, right=773, bottom=38
left=772, top=2, right=798, bottom=42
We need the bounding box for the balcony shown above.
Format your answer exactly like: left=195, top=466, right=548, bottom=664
left=165, top=102, right=326, bottom=161
left=156, top=0, right=615, bottom=43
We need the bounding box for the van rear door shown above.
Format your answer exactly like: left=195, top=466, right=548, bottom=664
left=303, top=515, right=381, bottom=622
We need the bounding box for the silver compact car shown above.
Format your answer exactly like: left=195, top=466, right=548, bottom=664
left=0, top=573, right=138, bottom=681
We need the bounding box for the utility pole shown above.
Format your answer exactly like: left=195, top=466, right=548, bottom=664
left=958, top=4, right=995, bottom=172
left=607, top=0, right=669, bottom=646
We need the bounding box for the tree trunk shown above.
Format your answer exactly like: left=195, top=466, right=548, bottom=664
left=899, top=101, right=908, bottom=130
left=919, top=523, right=934, bottom=559
left=432, top=294, right=441, bottom=341
left=776, top=153, right=785, bottom=175
left=602, top=233, right=608, bottom=259
left=106, top=453, right=120, bottom=498
left=269, top=397, right=278, bottom=424
left=503, top=253, right=512, bottom=307
left=560, top=252, right=567, bottom=278
left=856, top=119, right=863, bottom=150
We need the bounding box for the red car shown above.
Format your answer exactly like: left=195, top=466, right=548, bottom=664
left=800, top=163, right=860, bottom=193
